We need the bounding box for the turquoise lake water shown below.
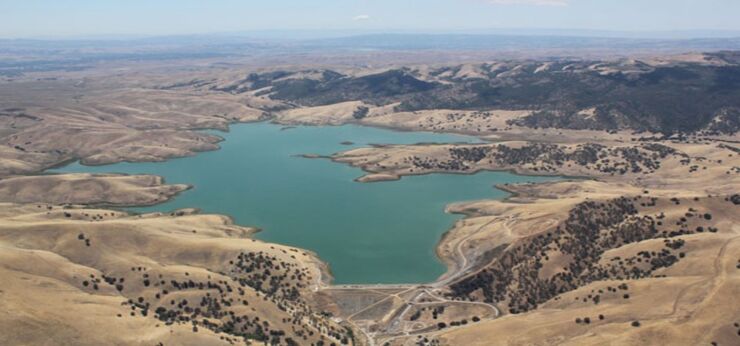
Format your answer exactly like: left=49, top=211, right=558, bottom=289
left=54, top=122, right=558, bottom=284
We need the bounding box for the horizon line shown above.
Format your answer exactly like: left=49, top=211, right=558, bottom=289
left=3, top=27, right=740, bottom=41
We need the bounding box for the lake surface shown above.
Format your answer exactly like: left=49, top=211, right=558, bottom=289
left=54, top=122, right=558, bottom=284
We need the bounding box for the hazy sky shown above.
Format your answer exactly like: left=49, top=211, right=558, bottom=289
left=1, top=0, right=739, bottom=38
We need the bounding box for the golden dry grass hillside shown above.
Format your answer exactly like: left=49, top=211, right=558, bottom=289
left=0, top=56, right=738, bottom=345
left=0, top=173, right=188, bottom=206
left=0, top=204, right=351, bottom=345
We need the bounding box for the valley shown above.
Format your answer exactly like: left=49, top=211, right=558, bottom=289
left=0, top=50, right=738, bottom=345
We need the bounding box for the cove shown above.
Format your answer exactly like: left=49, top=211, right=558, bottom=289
left=53, top=122, right=558, bottom=284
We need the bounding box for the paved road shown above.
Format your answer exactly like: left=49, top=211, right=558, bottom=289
left=327, top=283, right=418, bottom=290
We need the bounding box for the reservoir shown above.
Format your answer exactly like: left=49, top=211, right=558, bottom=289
left=54, top=122, right=557, bottom=284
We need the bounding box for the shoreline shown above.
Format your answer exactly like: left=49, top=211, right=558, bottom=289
left=2, top=52, right=738, bottom=346
left=0, top=119, right=657, bottom=290
left=24, top=120, right=505, bottom=287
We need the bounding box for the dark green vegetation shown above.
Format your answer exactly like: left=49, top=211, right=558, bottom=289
left=85, top=252, right=350, bottom=345
left=352, top=106, right=370, bottom=120
left=408, top=142, right=683, bottom=175
left=447, top=195, right=734, bottom=314
left=266, top=69, right=436, bottom=106
left=229, top=52, right=740, bottom=134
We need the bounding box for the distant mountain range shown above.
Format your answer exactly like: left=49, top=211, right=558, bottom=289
left=207, top=51, right=740, bottom=134
left=3, top=32, right=740, bottom=75
left=3, top=33, right=740, bottom=135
